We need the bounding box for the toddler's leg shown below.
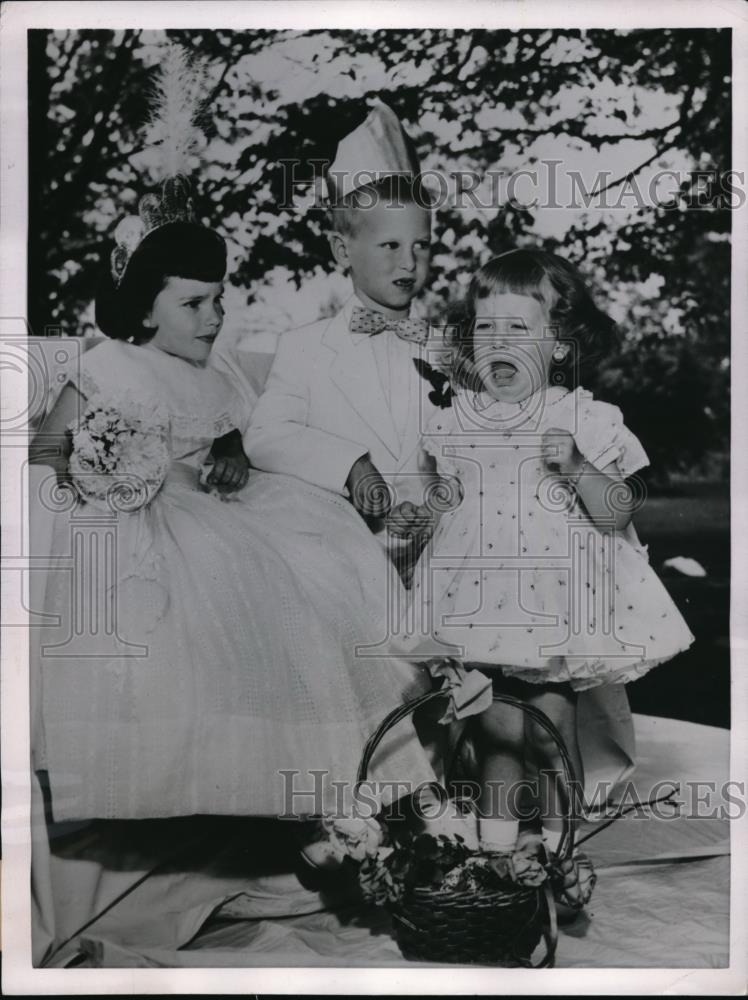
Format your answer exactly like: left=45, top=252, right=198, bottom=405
left=525, top=684, right=596, bottom=911
left=473, top=694, right=526, bottom=852
left=524, top=683, right=583, bottom=852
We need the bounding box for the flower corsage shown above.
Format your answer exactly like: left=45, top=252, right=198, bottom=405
left=68, top=395, right=170, bottom=511
left=413, top=357, right=453, bottom=409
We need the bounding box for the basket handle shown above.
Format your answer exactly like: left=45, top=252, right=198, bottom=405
left=357, top=686, right=446, bottom=784
left=357, top=680, right=579, bottom=861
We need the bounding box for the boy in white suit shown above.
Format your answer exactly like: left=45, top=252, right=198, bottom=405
left=243, top=104, right=637, bottom=867
left=244, top=104, right=443, bottom=576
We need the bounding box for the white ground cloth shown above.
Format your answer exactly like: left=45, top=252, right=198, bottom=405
left=32, top=714, right=729, bottom=969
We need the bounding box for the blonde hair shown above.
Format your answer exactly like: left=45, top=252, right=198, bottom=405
left=326, top=174, right=435, bottom=236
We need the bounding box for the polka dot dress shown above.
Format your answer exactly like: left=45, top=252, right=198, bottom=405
left=406, top=386, right=694, bottom=690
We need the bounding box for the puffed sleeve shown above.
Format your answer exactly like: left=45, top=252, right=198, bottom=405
left=66, top=341, right=115, bottom=399
left=572, top=389, right=649, bottom=478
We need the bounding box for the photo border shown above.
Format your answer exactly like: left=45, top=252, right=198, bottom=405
left=2, top=1, right=746, bottom=993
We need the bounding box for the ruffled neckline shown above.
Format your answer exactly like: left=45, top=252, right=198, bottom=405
left=451, top=385, right=571, bottom=431
left=78, top=340, right=245, bottom=440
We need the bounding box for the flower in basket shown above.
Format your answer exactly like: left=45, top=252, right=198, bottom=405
left=320, top=815, right=385, bottom=862
left=490, top=850, right=548, bottom=888
left=438, top=848, right=548, bottom=894
left=358, top=831, right=549, bottom=908
left=359, top=832, right=470, bottom=907
left=359, top=845, right=400, bottom=906
left=68, top=395, right=170, bottom=511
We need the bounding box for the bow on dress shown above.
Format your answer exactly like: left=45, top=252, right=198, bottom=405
left=428, top=659, right=494, bottom=724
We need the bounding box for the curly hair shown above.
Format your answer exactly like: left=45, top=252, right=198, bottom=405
left=450, top=248, right=619, bottom=392
left=95, top=221, right=227, bottom=343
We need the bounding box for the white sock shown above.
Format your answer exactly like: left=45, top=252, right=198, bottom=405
left=479, top=818, right=519, bottom=853
left=541, top=826, right=563, bottom=855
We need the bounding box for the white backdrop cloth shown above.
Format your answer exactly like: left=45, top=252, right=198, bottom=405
left=31, top=714, right=729, bottom=969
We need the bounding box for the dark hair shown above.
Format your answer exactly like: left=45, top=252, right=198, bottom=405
left=95, top=221, right=227, bottom=343
left=451, top=248, right=618, bottom=391
left=327, top=173, right=435, bottom=236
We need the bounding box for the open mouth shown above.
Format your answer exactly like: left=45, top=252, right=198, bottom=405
left=393, top=278, right=415, bottom=289
left=197, top=334, right=218, bottom=344
left=489, top=360, right=518, bottom=382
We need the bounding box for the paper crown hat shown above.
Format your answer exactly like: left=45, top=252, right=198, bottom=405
left=325, top=100, right=420, bottom=201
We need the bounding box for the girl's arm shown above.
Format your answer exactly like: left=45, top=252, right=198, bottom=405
left=541, top=427, right=636, bottom=532
left=418, top=447, right=465, bottom=528
left=29, top=384, right=83, bottom=479
left=570, top=460, right=635, bottom=532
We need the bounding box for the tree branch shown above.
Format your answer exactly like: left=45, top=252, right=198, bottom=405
left=207, top=59, right=232, bottom=106
left=590, top=82, right=695, bottom=196
left=591, top=140, right=679, bottom=197
left=456, top=115, right=682, bottom=156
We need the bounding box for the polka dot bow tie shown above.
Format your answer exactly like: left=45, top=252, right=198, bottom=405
left=349, top=305, right=429, bottom=344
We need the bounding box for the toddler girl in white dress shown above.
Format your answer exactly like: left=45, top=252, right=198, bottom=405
left=405, top=249, right=694, bottom=901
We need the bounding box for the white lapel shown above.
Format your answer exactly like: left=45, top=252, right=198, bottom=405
left=399, top=337, right=436, bottom=466
left=322, top=298, right=401, bottom=459
left=390, top=338, right=419, bottom=463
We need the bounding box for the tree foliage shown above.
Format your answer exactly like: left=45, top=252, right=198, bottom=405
left=28, top=27, right=732, bottom=480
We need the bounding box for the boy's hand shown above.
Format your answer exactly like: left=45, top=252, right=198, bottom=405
left=386, top=501, right=435, bottom=539
left=346, top=455, right=392, bottom=518
left=541, top=427, right=584, bottom=477
left=206, top=453, right=250, bottom=492
left=206, top=429, right=250, bottom=493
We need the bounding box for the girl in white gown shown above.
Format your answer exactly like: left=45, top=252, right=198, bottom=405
left=31, top=219, right=437, bottom=823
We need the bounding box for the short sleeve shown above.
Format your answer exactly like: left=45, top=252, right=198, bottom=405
left=572, top=389, right=649, bottom=478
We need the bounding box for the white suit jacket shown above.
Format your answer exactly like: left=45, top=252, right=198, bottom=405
left=244, top=296, right=440, bottom=507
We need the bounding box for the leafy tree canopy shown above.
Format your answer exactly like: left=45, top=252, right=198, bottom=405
left=28, top=28, right=732, bottom=479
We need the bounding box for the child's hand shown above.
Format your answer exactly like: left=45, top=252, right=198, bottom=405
left=386, top=501, right=435, bottom=539
left=205, top=454, right=250, bottom=492
left=541, top=427, right=585, bottom=477
left=346, top=455, right=392, bottom=518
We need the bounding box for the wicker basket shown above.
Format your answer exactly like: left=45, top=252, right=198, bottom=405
left=357, top=685, right=580, bottom=967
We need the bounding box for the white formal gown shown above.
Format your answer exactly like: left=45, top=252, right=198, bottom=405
left=33, top=339, right=436, bottom=821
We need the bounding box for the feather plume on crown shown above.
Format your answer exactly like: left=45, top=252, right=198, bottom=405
left=110, top=44, right=212, bottom=286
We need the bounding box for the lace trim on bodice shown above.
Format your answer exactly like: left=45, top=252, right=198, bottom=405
left=72, top=369, right=240, bottom=441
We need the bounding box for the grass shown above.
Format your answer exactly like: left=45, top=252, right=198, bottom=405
left=625, top=482, right=729, bottom=728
